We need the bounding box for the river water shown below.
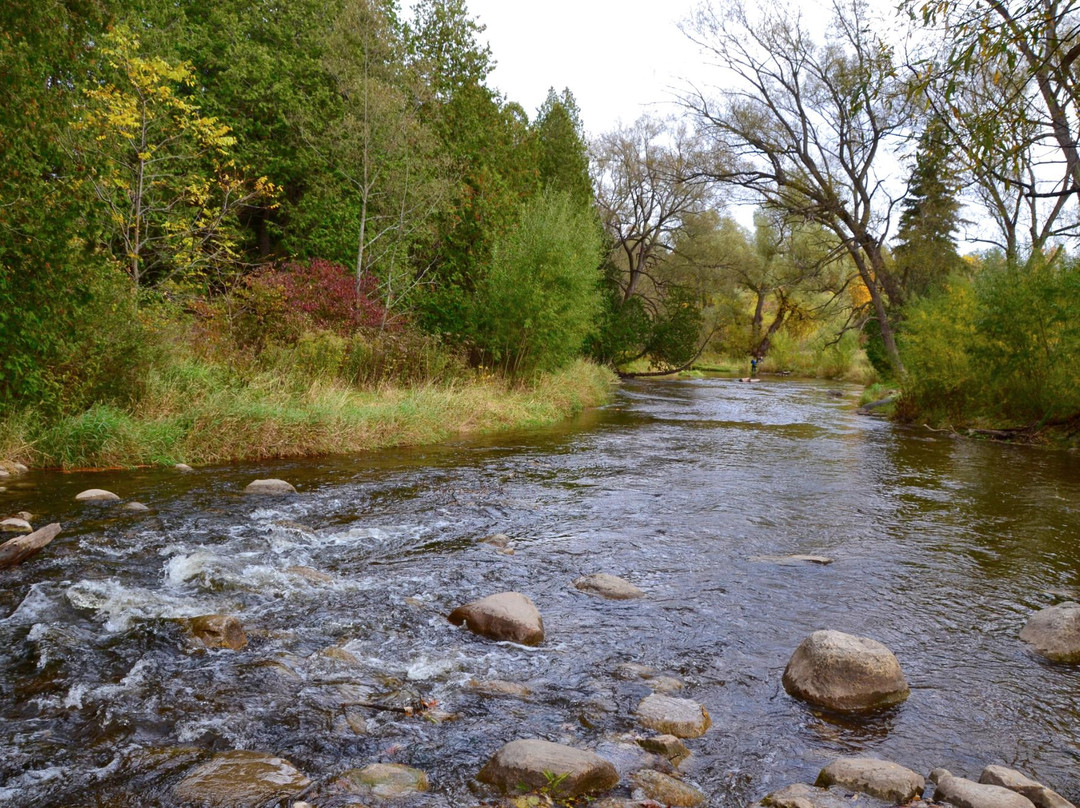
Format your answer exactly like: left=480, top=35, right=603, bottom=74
left=1, top=378, right=1079, bottom=807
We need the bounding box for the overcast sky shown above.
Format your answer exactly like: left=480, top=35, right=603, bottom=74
left=414, top=0, right=708, bottom=136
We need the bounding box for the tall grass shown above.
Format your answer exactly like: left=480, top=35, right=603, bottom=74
left=0, top=355, right=615, bottom=469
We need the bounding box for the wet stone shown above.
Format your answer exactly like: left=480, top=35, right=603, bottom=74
left=477, top=739, right=618, bottom=798
left=339, top=763, right=429, bottom=798
left=782, top=629, right=909, bottom=712
left=1019, top=602, right=1080, bottom=663
left=243, top=478, right=296, bottom=495
left=979, top=765, right=1076, bottom=808
left=648, top=675, right=684, bottom=694
left=759, top=783, right=888, bottom=808
left=638, top=734, right=691, bottom=766
left=614, top=663, right=659, bottom=680
left=0, top=517, right=32, bottom=533
left=480, top=532, right=511, bottom=548
left=185, top=615, right=247, bottom=651
left=122, top=501, right=150, bottom=512
left=751, top=554, right=834, bottom=566
left=574, top=573, right=645, bottom=600
left=172, top=750, right=310, bottom=806
left=933, top=769, right=1037, bottom=808
left=469, top=678, right=532, bottom=699
left=632, top=769, right=706, bottom=807
left=816, top=756, right=925, bottom=803
left=448, top=591, right=544, bottom=646
left=635, top=694, right=711, bottom=738
left=75, top=488, right=120, bottom=502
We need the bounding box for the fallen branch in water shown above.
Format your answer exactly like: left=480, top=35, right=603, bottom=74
left=0, top=523, right=62, bottom=570
left=339, top=698, right=437, bottom=716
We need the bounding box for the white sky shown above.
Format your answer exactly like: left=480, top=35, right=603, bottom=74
left=414, top=0, right=708, bottom=137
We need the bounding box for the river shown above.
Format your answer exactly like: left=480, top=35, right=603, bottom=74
left=1, top=377, right=1079, bottom=807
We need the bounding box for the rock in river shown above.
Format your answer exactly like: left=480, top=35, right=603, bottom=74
left=1019, top=602, right=1080, bottom=663
left=980, top=765, right=1076, bottom=808
left=574, top=573, right=645, bottom=599
left=338, top=763, right=429, bottom=798
left=815, top=756, right=925, bottom=802
left=635, top=693, right=711, bottom=738
left=632, top=769, right=706, bottom=807
left=448, top=591, right=544, bottom=645
left=933, top=769, right=1036, bottom=808
left=782, top=629, right=909, bottom=711
left=75, top=488, right=120, bottom=502
left=172, top=750, right=310, bottom=806
left=184, top=615, right=247, bottom=651
left=477, top=739, right=618, bottom=798
left=243, top=478, right=296, bottom=495
left=0, top=517, right=32, bottom=533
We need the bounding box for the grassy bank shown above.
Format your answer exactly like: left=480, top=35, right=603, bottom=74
left=0, top=359, right=616, bottom=470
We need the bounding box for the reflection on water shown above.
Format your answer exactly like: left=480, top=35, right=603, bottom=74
left=1, top=377, right=1079, bottom=806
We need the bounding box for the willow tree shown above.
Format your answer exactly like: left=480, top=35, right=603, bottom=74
left=684, top=0, right=914, bottom=373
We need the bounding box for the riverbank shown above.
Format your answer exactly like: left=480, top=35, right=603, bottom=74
left=0, top=359, right=616, bottom=470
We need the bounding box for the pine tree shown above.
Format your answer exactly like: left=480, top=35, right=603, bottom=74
left=535, top=88, right=593, bottom=208
left=894, top=118, right=965, bottom=302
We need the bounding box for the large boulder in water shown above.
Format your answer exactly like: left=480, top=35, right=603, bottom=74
left=477, top=739, right=618, bottom=797
left=815, top=756, right=925, bottom=802
left=448, top=591, right=544, bottom=645
left=635, top=693, right=711, bottom=738
left=933, top=769, right=1036, bottom=808
left=243, top=478, right=296, bottom=495
left=782, top=630, right=909, bottom=711
left=980, top=765, right=1076, bottom=808
left=75, top=488, right=120, bottom=502
left=1019, top=602, right=1080, bottom=663
left=172, top=750, right=310, bottom=806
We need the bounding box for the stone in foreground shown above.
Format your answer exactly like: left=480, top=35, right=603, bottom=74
left=635, top=693, right=711, bottom=738
left=478, top=739, right=617, bottom=797
left=243, top=478, right=296, bottom=495
left=0, top=517, right=32, bottom=533
left=75, top=488, right=120, bottom=502
left=339, top=763, right=429, bottom=798
left=980, top=765, right=1076, bottom=808
left=1019, top=602, right=1080, bottom=663
left=448, top=591, right=544, bottom=645
left=782, top=629, right=909, bottom=712
left=185, top=615, right=247, bottom=651
left=760, top=783, right=875, bottom=808
left=574, top=573, right=645, bottom=600
left=632, top=769, right=706, bottom=807
left=933, top=769, right=1037, bottom=808
left=816, top=757, right=925, bottom=803
left=638, top=734, right=691, bottom=766
left=173, top=750, right=310, bottom=806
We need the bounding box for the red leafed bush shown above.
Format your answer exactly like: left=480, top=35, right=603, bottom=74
left=256, top=258, right=387, bottom=333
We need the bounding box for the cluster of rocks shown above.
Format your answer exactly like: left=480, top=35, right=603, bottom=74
left=755, top=757, right=1074, bottom=808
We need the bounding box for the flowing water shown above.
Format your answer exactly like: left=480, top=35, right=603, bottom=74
left=2, top=378, right=1080, bottom=807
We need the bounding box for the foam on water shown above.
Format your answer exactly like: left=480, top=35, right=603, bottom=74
left=66, top=579, right=217, bottom=631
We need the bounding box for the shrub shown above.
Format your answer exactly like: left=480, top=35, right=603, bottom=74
left=471, top=191, right=603, bottom=375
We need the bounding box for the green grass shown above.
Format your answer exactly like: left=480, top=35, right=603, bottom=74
left=0, top=358, right=616, bottom=470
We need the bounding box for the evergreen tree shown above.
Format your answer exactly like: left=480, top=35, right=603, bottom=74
left=535, top=88, right=593, bottom=208
left=894, top=118, right=965, bottom=301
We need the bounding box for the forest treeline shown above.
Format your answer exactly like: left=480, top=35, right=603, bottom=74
left=2, top=0, right=1080, bottom=464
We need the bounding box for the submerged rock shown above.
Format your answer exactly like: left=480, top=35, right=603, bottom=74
left=933, top=769, right=1036, bottom=808
left=648, top=675, right=684, bottom=694
left=172, top=750, right=310, bottom=806
left=980, top=765, right=1076, bottom=808
left=632, top=769, right=706, bottom=807
left=0, top=517, right=32, bottom=533
left=574, top=573, right=645, bottom=600
left=638, top=734, right=691, bottom=766
left=448, top=591, right=544, bottom=645
left=635, top=693, right=711, bottom=738
left=243, top=478, right=296, bottom=495
left=174, top=463, right=194, bottom=472
left=469, top=679, right=532, bottom=699
left=815, top=757, right=925, bottom=802
left=480, top=532, right=511, bottom=548
left=122, top=501, right=150, bottom=513
left=184, top=615, right=247, bottom=651
left=614, top=662, right=659, bottom=680
left=477, top=739, right=618, bottom=798
left=751, top=554, right=834, bottom=566
left=760, top=783, right=879, bottom=808
left=1019, top=602, right=1080, bottom=663
left=782, top=630, right=909, bottom=712
left=338, top=763, right=429, bottom=798
left=75, top=488, right=120, bottom=502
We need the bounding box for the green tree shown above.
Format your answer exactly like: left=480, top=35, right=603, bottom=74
left=893, top=118, right=965, bottom=301
left=535, top=88, right=593, bottom=207
left=471, top=191, right=603, bottom=375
